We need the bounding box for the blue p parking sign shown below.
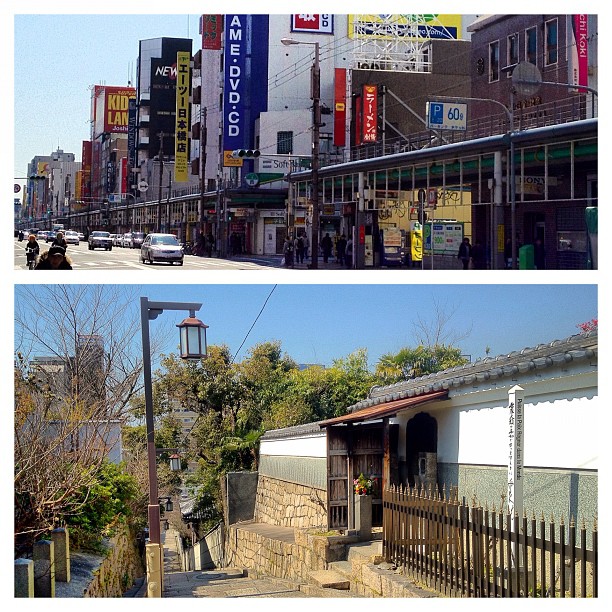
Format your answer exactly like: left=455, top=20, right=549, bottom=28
left=429, top=103, right=444, bottom=125
left=426, top=101, right=467, bottom=131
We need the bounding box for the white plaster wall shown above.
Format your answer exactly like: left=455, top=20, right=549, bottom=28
left=260, top=432, right=327, bottom=458
left=436, top=392, right=598, bottom=470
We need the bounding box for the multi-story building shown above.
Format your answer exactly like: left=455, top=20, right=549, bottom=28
left=88, top=85, right=136, bottom=214
left=192, top=14, right=475, bottom=256
left=24, top=149, right=80, bottom=229
left=132, top=37, right=199, bottom=234
left=467, top=14, right=598, bottom=269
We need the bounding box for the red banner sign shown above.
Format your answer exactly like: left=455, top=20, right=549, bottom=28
left=201, top=15, right=222, bottom=50
left=334, top=68, right=346, bottom=147
left=362, top=85, right=378, bottom=143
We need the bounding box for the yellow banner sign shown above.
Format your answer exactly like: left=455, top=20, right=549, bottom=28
left=411, top=230, right=423, bottom=261
left=174, top=51, right=191, bottom=183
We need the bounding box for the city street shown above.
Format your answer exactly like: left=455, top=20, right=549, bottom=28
left=13, top=239, right=280, bottom=271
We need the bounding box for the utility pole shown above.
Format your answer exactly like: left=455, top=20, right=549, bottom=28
left=156, top=131, right=165, bottom=233
left=310, top=43, right=321, bottom=269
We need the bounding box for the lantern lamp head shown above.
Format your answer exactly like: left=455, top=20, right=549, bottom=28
left=169, top=453, right=182, bottom=472
left=176, top=312, right=208, bottom=360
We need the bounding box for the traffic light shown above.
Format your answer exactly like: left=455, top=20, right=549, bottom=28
left=231, top=149, right=260, bottom=159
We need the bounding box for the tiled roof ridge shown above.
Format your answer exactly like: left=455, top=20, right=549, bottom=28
left=357, top=331, right=597, bottom=411
left=261, top=331, right=596, bottom=439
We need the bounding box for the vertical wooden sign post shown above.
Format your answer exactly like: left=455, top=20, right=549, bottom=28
left=507, top=384, right=525, bottom=567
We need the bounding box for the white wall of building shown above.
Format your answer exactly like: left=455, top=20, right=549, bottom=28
left=260, top=431, right=327, bottom=458
left=394, top=369, right=598, bottom=471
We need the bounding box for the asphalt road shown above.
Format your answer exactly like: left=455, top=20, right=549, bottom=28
left=14, top=239, right=280, bottom=271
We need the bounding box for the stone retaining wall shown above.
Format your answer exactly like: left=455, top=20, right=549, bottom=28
left=253, top=475, right=327, bottom=528
left=225, top=526, right=355, bottom=582
left=83, top=525, right=144, bottom=598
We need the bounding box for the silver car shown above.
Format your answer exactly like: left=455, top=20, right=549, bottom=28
left=140, top=233, right=184, bottom=265
left=65, top=230, right=80, bottom=245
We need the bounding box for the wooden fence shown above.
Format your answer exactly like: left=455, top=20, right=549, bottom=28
left=382, top=485, right=597, bottom=598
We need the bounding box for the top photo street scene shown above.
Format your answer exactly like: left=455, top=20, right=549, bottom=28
left=14, top=14, right=598, bottom=271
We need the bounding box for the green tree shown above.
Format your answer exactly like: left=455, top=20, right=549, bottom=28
left=375, top=344, right=467, bottom=384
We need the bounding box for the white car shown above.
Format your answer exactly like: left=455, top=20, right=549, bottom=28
left=65, top=230, right=80, bottom=245
left=141, top=233, right=184, bottom=265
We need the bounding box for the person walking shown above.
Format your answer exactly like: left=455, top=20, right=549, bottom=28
left=345, top=237, right=353, bottom=268
left=206, top=231, right=215, bottom=257
left=471, top=239, right=486, bottom=269
left=283, top=235, right=295, bottom=268
left=457, top=237, right=472, bottom=270
left=321, top=233, right=333, bottom=264
left=336, top=234, right=347, bottom=266
left=295, top=234, right=305, bottom=265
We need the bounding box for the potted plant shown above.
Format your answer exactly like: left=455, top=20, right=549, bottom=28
left=353, top=473, right=375, bottom=540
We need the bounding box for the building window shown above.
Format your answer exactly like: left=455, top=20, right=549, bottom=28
left=507, top=32, right=519, bottom=72
left=277, top=131, right=293, bottom=155
left=545, top=18, right=558, bottom=66
left=525, top=26, right=537, bottom=65
left=489, top=40, right=500, bottom=82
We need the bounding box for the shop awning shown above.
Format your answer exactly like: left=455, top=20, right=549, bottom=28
left=318, top=389, right=449, bottom=427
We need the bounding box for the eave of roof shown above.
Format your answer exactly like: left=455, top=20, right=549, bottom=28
left=318, top=389, right=449, bottom=427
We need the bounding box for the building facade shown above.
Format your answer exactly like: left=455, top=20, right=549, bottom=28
left=259, top=331, right=597, bottom=537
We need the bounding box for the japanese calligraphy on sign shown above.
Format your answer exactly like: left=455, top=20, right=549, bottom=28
left=362, top=85, right=378, bottom=143
left=174, top=51, right=191, bottom=183
left=507, top=386, right=525, bottom=519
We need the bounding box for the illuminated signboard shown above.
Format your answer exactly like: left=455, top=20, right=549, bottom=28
left=291, top=14, right=334, bottom=34
left=349, top=14, right=462, bottom=40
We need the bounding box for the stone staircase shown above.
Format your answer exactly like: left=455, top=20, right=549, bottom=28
left=304, top=539, right=438, bottom=598
left=304, top=540, right=383, bottom=596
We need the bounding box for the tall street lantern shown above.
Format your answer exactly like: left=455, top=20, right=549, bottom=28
left=140, top=297, right=207, bottom=597
left=281, top=37, right=321, bottom=269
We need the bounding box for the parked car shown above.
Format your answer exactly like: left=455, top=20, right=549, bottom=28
left=64, top=230, right=80, bottom=245
left=141, top=233, right=184, bottom=265
left=88, top=231, right=113, bottom=250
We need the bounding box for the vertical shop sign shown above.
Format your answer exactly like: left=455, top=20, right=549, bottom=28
left=174, top=51, right=191, bottom=182
left=223, top=15, right=247, bottom=165
left=362, top=85, right=378, bottom=143
left=334, top=69, right=346, bottom=147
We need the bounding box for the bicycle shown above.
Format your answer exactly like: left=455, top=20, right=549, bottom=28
left=25, top=247, right=38, bottom=270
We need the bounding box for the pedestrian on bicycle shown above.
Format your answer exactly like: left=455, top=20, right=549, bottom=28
left=35, top=245, right=73, bottom=270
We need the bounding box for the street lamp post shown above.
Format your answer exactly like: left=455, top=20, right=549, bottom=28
left=281, top=38, right=321, bottom=268
left=140, top=297, right=208, bottom=597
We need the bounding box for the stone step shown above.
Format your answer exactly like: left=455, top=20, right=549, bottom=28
left=299, top=583, right=359, bottom=597
left=308, top=569, right=351, bottom=590
left=346, top=540, right=383, bottom=564
left=328, top=560, right=352, bottom=578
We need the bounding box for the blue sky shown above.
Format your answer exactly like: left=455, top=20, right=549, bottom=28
left=44, top=283, right=595, bottom=368
left=13, top=13, right=202, bottom=180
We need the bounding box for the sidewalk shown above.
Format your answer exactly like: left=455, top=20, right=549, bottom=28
left=160, top=528, right=308, bottom=598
